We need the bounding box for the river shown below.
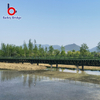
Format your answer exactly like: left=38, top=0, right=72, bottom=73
left=0, top=69, right=100, bottom=100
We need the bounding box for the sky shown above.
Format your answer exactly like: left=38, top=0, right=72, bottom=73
left=0, top=0, right=100, bottom=49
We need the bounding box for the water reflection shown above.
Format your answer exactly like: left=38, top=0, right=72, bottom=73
left=58, top=68, right=100, bottom=75
left=0, top=70, right=66, bottom=88
left=1, top=70, right=100, bottom=100
left=47, top=67, right=100, bottom=75
left=0, top=70, right=21, bottom=81
left=0, top=70, right=100, bottom=89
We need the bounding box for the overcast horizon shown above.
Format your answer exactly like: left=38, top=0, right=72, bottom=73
left=0, top=0, right=100, bottom=49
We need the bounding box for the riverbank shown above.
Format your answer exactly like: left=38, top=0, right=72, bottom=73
left=0, top=63, right=46, bottom=71
left=0, top=62, right=100, bottom=71
left=38, top=63, right=100, bottom=71
left=0, top=62, right=100, bottom=84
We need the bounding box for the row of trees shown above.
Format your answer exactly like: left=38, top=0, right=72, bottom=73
left=0, top=39, right=100, bottom=58
left=0, top=39, right=65, bottom=57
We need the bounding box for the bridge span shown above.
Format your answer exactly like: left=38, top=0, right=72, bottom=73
left=0, top=58, right=100, bottom=71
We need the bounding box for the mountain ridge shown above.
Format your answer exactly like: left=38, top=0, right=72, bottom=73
left=32, top=43, right=80, bottom=52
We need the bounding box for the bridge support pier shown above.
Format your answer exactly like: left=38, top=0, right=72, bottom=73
left=56, top=64, right=58, bottom=68
left=51, top=64, right=52, bottom=68
left=31, top=62, right=33, bottom=64
left=82, top=65, right=84, bottom=71
left=76, top=65, right=79, bottom=71
left=37, top=63, right=39, bottom=65
left=56, top=68, right=58, bottom=71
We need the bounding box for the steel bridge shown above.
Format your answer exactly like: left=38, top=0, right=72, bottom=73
left=0, top=58, right=100, bottom=71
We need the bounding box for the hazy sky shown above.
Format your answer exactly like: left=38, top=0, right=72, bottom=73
left=0, top=0, right=100, bottom=49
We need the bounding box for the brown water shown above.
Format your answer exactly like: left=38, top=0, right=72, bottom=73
left=0, top=70, right=100, bottom=100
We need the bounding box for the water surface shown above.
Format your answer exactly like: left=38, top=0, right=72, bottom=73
left=49, top=68, right=100, bottom=75
left=0, top=70, right=100, bottom=100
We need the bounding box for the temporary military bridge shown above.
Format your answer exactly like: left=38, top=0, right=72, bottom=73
left=0, top=57, right=100, bottom=71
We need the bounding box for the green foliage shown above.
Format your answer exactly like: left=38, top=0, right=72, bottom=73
left=97, top=42, right=100, bottom=52
left=38, top=45, right=45, bottom=57
left=72, top=49, right=75, bottom=52
left=0, top=40, right=100, bottom=59
left=80, top=43, right=89, bottom=56
left=61, top=46, right=65, bottom=51
left=60, top=46, right=66, bottom=56
left=28, top=39, right=33, bottom=56
left=61, top=50, right=66, bottom=56
left=33, top=44, right=38, bottom=57
left=49, top=46, right=54, bottom=55
left=54, top=49, right=60, bottom=56
left=23, top=41, right=28, bottom=57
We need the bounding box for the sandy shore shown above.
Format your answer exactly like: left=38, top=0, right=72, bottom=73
left=0, top=62, right=100, bottom=71
left=38, top=63, right=100, bottom=71
left=0, top=63, right=46, bottom=71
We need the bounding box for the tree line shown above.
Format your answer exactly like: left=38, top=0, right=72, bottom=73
left=0, top=39, right=100, bottom=58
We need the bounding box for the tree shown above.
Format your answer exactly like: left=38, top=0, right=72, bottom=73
left=8, top=45, right=17, bottom=57
left=80, top=43, right=89, bottom=56
left=91, top=51, right=98, bottom=57
left=61, top=46, right=65, bottom=51
left=28, top=39, right=33, bottom=56
left=6, top=44, right=10, bottom=56
left=0, top=50, right=3, bottom=57
left=44, top=47, right=48, bottom=57
left=74, top=51, right=80, bottom=57
left=1, top=43, right=6, bottom=56
left=23, top=41, right=28, bottom=57
left=48, top=46, right=54, bottom=56
left=33, top=45, right=38, bottom=57
left=16, top=46, right=24, bottom=57
left=45, top=47, right=48, bottom=53
left=97, top=42, right=100, bottom=52
left=61, top=46, right=66, bottom=56
left=67, top=51, right=72, bottom=57
left=54, top=49, right=60, bottom=56
left=38, top=44, right=45, bottom=57
left=34, top=39, right=36, bottom=44
left=72, top=50, right=75, bottom=52
left=61, top=50, right=66, bottom=56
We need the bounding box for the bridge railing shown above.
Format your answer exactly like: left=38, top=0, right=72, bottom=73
left=0, top=56, right=100, bottom=60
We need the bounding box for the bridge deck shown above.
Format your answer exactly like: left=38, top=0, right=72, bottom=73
left=0, top=58, right=100, bottom=66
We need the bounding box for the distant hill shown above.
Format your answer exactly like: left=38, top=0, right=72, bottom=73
left=37, top=43, right=80, bottom=52
left=89, top=46, right=98, bottom=52
left=64, top=43, right=80, bottom=52
left=25, top=43, right=81, bottom=52
left=52, top=45, right=61, bottom=51
left=1, top=43, right=100, bottom=52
